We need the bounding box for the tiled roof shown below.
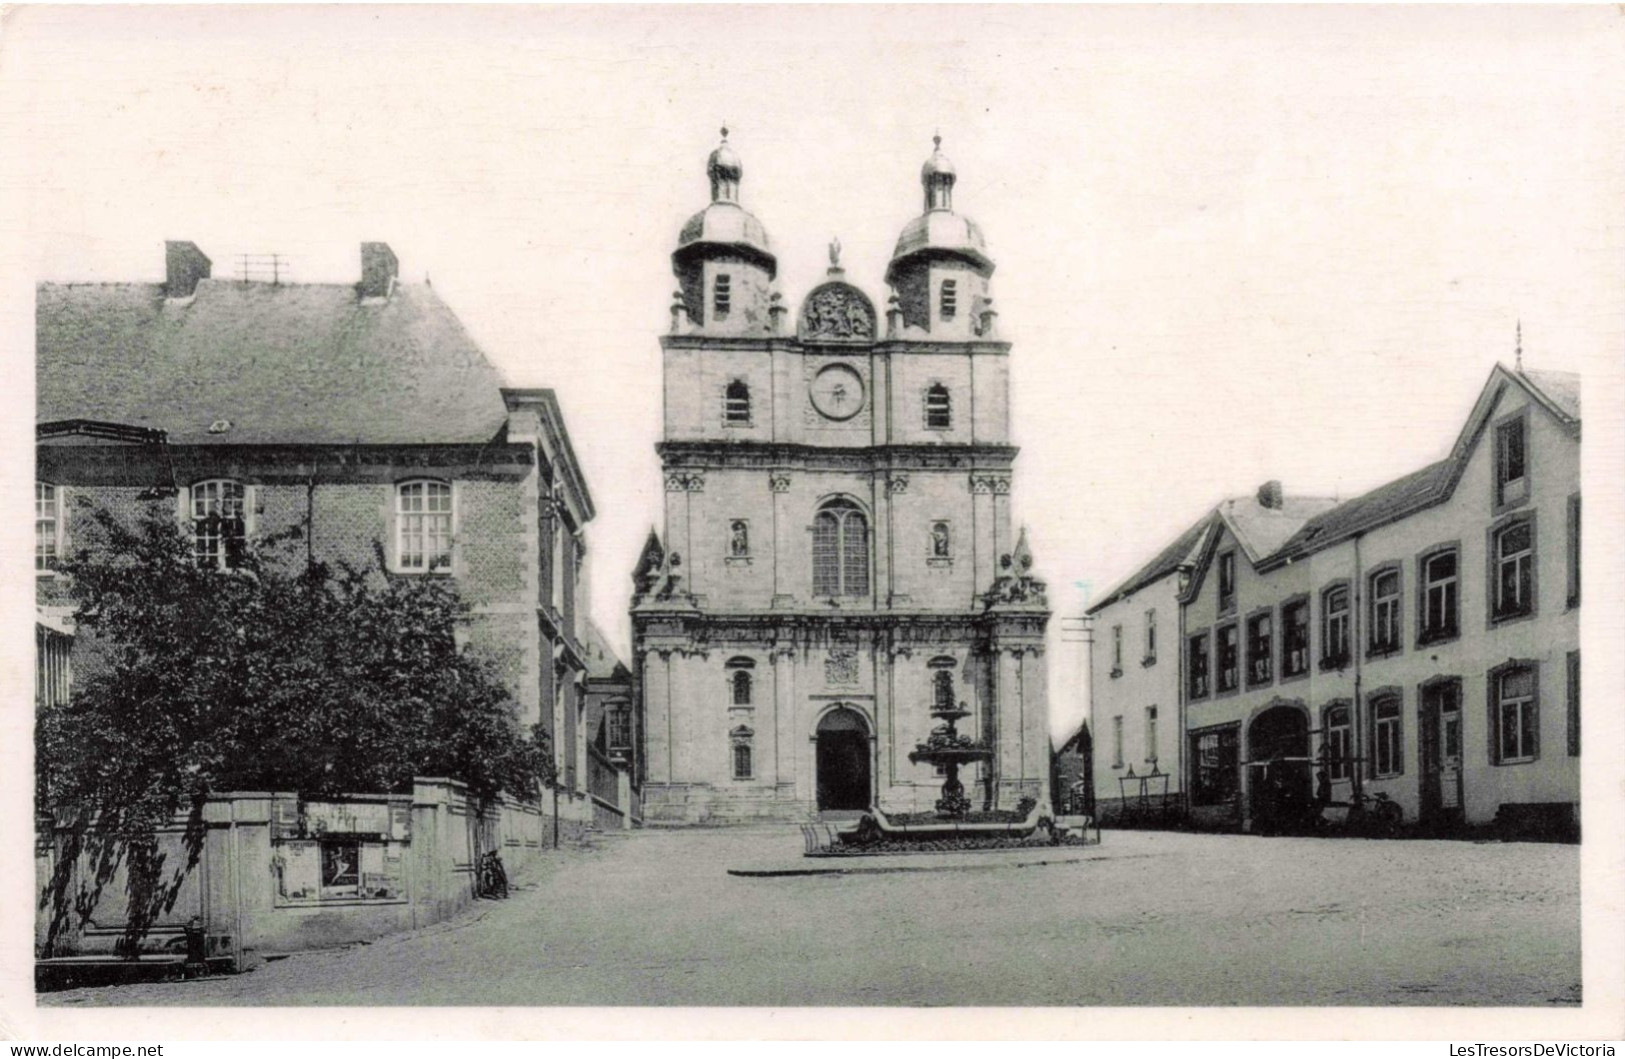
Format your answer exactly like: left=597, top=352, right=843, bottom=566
left=1086, top=511, right=1214, bottom=615
left=1269, top=460, right=1454, bottom=565
left=1222, top=495, right=1340, bottom=563
left=582, top=620, right=631, bottom=681
left=1520, top=369, right=1580, bottom=422
left=37, top=279, right=511, bottom=445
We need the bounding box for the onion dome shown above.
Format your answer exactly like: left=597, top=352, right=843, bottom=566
left=885, top=134, right=992, bottom=285
left=675, top=125, right=775, bottom=277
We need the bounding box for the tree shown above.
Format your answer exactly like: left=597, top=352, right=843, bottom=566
left=37, top=504, right=554, bottom=953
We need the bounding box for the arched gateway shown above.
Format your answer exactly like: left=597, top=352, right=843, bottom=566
left=1247, top=704, right=1311, bottom=833
left=815, top=707, right=872, bottom=812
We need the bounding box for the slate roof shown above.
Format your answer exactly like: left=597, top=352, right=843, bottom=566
left=1086, top=511, right=1213, bottom=615
left=1222, top=495, right=1341, bottom=563
left=37, top=279, right=511, bottom=445
left=1521, top=369, right=1580, bottom=422
left=582, top=620, right=631, bottom=682
left=1268, top=461, right=1454, bottom=566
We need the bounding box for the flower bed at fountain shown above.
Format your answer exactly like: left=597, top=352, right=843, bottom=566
left=810, top=830, right=1094, bottom=857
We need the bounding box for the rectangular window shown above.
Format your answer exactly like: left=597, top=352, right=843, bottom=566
left=812, top=516, right=840, bottom=596
left=1494, top=666, right=1538, bottom=764
left=1495, top=415, right=1527, bottom=507
left=714, top=273, right=731, bottom=318
left=940, top=279, right=957, bottom=320
left=1321, top=584, right=1350, bottom=667
left=1567, top=651, right=1580, bottom=757
left=1281, top=599, right=1309, bottom=677
left=1145, top=706, right=1158, bottom=763
left=1111, top=716, right=1124, bottom=768
left=1371, top=696, right=1402, bottom=778
left=35, top=482, right=60, bottom=573
left=398, top=481, right=453, bottom=572
left=1217, top=551, right=1236, bottom=613
left=1420, top=549, right=1459, bottom=643
left=1144, top=609, right=1157, bottom=664
left=1187, top=633, right=1211, bottom=699
left=1369, top=568, right=1401, bottom=654
left=1246, top=612, right=1273, bottom=686
left=192, top=480, right=247, bottom=570
left=1324, top=704, right=1352, bottom=781
left=1567, top=495, right=1580, bottom=608
left=1492, top=519, right=1534, bottom=621
left=1111, top=625, right=1123, bottom=674
left=1216, top=624, right=1239, bottom=693
left=1190, top=726, right=1240, bottom=806
left=607, top=707, right=631, bottom=751
left=732, top=741, right=752, bottom=780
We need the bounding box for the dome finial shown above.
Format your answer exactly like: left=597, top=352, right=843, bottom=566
left=707, top=125, right=742, bottom=204
left=921, top=132, right=956, bottom=212
left=933, top=130, right=942, bottom=150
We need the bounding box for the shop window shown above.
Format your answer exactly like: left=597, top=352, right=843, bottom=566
left=1190, top=726, right=1239, bottom=806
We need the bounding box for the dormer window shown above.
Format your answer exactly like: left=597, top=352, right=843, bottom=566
left=724, top=379, right=751, bottom=425
left=191, top=479, right=246, bottom=570
left=924, top=383, right=952, bottom=429
left=939, top=279, right=957, bottom=320
left=714, top=273, right=731, bottom=319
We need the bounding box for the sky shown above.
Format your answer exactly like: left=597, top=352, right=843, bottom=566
left=4, top=6, right=1623, bottom=742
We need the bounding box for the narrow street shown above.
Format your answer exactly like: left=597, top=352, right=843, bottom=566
left=44, top=828, right=1580, bottom=1007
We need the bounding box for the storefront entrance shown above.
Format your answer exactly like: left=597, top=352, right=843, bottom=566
left=815, top=707, right=872, bottom=812
left=1247, top=705, right=1312, bottom=834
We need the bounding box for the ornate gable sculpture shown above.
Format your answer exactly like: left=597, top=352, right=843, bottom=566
left=798, top=281, right=876, bottom=342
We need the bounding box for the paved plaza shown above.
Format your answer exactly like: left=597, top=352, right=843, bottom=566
left=45, top=827, right=1580, bottom=1007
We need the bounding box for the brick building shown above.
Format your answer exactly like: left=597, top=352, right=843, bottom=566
left=35, top=241, right=613, bottom=808
left=631, top=132, right=1051, bottom=824
left=1090, top=363, right=1579, bottom=835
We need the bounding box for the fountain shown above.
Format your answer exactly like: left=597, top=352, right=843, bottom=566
left=908, top=701, right=994, bottom=819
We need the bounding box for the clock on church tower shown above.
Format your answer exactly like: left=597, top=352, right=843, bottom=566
left=630, top=130, right=1051, bottom=826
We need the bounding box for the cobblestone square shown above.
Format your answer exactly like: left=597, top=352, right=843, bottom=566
left=45, top=828, right=1580, bottom=1007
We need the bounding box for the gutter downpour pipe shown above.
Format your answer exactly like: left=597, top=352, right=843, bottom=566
left=1351, top=532, right=1365, bottom=802
left=1176, top=569, right=1189, bottom=815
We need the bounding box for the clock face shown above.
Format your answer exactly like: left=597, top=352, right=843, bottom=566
left=810, top=364, right=865, bottom=421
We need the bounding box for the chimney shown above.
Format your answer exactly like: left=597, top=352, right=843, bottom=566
left=1257, top=480, right=1284, bottom=510
left=164, top=241, right=212, bottom=298
left=358, top=242, right=398, bottom=300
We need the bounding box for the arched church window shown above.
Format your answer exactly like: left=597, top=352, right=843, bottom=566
left=730, top=725, right=754, bottom=780
left=726, top=657, right=755, bottom=706
left=925, top=384, right=952, bottom=429
left=940, top=279, right=957, bottom=320
left=724, top=379, right=751, bottom=424
left=812, top=499, right=869, bottom=598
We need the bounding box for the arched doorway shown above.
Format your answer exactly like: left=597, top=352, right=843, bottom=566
left=1247, top=704, right=1311, bottom=834
left=816, top=707, right=872, bottom=811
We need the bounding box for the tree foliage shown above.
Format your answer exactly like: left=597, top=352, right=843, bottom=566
left=37, top=504, right=554, bottom=952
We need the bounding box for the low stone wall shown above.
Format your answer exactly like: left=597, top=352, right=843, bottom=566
left=36, top=778, right=570, bottom=966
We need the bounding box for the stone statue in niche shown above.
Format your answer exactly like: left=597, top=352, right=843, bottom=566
left=931, top=522, right=950, bottom=558
left=730, top=520, right=749, bottom=558
left=800, top=284, right=874, bottom=340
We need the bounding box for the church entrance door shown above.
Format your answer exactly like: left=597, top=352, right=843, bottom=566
left=815, top=707, right=872, bottom=811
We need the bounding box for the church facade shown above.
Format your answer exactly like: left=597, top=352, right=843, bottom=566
left=631, top=132, right=1051, bottom=825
